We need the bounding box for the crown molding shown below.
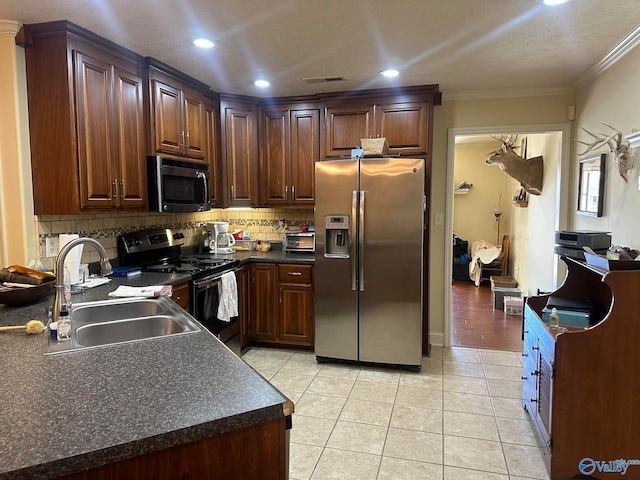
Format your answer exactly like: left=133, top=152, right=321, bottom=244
left=627, top=131, right=640, bottom=149
left=0, top=19, right=20, bottom=38
left=443, top=86, right=573, bottom=101
left=573, top=24, right=640, bottom=89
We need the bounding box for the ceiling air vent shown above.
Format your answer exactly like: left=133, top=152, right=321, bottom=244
left=302, top=76, right=346, bottom=83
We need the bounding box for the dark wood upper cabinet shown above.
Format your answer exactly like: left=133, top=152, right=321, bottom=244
left=205, top=95, right=222, bottom=208
left=320, top=87, right=440, bottom=159
left=321, top=104, right=374, bottom=158
left=19, top=21, right=147, bottom=214
left=259, top=105, right=318, bottom=207
left=220, top=96, right=259, bottom=207
left=146, top=60, right=207, bottom=162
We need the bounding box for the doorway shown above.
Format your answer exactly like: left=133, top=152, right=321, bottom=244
left=444, top=124, right=571, bottom=350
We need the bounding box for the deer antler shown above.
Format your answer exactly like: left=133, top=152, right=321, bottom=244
left=490, top=135, right=519, bottom=150
left=576, top=120, right=634, bottom=183
left=576, top=120, right=621, bottom=156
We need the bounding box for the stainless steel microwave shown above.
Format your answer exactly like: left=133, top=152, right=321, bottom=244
left=284, top=232, right=315, bottom=252
left=147, top=156, right=211, bottom=213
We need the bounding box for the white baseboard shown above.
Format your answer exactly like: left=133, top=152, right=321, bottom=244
left=428, top=331, right=444, bottom=348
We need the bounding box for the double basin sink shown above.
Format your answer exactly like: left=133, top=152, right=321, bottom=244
left=45, top=296, right=201, bottom=354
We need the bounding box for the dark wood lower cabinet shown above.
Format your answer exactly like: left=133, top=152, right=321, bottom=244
left=244, top=263, right=314, bottom=349
left=58, top=417, right=288, bottom=480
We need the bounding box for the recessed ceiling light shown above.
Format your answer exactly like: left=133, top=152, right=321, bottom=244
left=543, top=0, right=568, bottom=5
left=254, top=79, right=270, bottom=88
left=193, top=38, right=215, bottom=48
left=380, top=69, right=400, bottom=78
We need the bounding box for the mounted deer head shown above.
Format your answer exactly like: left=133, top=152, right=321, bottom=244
left=576, top=120, right=633, bottom=182
left=485, top=135, right=543, bottom=195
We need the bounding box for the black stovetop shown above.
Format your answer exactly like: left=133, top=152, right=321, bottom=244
left=118, top=228, right=238, bottom=279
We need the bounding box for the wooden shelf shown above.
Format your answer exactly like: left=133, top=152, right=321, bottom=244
left=454, top=189, right=470, bottom=195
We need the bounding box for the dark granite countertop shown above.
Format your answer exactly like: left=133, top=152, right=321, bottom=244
left=0, top=269, right=290, bottom=479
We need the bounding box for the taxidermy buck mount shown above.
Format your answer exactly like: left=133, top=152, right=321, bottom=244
left=485, top=135, right=543, bottom=195
left=576, top=120, right=633, bottom=183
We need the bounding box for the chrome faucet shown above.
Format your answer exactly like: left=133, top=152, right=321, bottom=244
left=52, top=237, right=113, bottom=323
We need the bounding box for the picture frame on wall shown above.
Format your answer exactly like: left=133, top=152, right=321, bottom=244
left=577, top=153, right=606, bottom=217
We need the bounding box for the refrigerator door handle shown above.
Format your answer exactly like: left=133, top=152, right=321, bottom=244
left=359, top=190, right=365, bottom=292
left=351, top=190, right=358, bottom=291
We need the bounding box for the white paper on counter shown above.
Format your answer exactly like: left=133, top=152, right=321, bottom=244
left=74, top=277, right=111, bottom=289
left=107, top=285, right=172, bottom=298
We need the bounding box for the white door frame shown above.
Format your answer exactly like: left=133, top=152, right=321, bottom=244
left=443, top=123, right=572, bottom=347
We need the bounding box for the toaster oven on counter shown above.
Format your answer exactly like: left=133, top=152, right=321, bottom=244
left=284, top=232, right=315, bottom=252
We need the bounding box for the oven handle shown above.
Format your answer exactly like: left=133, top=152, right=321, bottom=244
left=192, top=267, right=241, bottom=290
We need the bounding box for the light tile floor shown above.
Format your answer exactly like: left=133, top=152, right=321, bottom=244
left=242, top=346, right=550, bottom=480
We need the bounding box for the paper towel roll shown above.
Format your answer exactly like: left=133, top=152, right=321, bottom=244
left=58, top=234, right=83, bottom=285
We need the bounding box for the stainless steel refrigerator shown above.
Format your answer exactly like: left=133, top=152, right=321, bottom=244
left=314, top=157, right=425, bottom=371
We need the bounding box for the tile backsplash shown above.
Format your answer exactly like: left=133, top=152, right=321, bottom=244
left=36, top=208, right=314, bottom=270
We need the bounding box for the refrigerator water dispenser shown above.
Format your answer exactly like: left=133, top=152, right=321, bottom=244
left=325, top=215, right=350, bottom=257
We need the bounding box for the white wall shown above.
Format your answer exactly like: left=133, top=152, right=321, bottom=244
left=573, top=44, right=640, bottom=244
left=509, top=132, right=562, bottom=296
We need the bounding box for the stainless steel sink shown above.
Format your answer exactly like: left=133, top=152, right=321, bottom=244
left=72, top=299, right=166, bottom=323
left=45, top=296, right=201, bottom=355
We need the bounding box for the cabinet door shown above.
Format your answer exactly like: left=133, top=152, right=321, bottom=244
left=537, top=344, right=553, bottom=449
left=151, top=79, right=183, bottom=156
left=250, top=264, right=277, bottom=342
left=220, top=100, right=258, bottom=207
left=182, top=88, right=207, bottom=160
left=238, top=266, right=251, bottom=347
left=278, top=284, right=313, bottom=346
left=374, top=101, right=429, bottom=155
left=260, top=108, right=289, bottom=206
left=75, top=51, right=117, bottom=209
left=290, top=109, right=318, bottom=205
left=113, top=64, right=146, bottom=208
left=322, top=104, right=373, bottom=158
left=170, top=282, right=191, bottom=313
left=205, top=99, right=221, bottom=207
left=277, top=264, right=314, bottom=347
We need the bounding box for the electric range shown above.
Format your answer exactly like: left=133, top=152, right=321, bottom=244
left=117, top=228, right=239, bottom=278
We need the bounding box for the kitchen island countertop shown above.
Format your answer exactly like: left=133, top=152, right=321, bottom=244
left=0, top=269, right=290, bottom=479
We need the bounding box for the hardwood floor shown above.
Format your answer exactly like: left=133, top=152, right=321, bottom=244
left=451, top=280, right=524, bottom=352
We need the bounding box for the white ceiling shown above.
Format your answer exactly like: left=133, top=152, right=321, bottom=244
left=1, top=1, right=639, bottom=98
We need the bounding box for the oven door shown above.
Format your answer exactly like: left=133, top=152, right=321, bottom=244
left=191, top=270, right=241, bottom=353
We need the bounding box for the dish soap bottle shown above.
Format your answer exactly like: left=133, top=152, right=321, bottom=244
left=57, top=304, right=71, bottom=342
left=549, top=307, right=560, bottom=329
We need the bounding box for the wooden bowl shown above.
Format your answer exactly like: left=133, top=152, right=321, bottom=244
left=0, top=278, right=55, bottom=307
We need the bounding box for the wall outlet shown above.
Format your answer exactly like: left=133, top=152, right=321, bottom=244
left=45, top=237, right=59, bottom=257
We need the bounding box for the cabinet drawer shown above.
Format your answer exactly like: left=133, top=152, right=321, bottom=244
left=278, top=264, right=312, bottom=283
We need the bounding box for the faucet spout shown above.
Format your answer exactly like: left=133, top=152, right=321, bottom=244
left=52, top=237, right=113, bottom=323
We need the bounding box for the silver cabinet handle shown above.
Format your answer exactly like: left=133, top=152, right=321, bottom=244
left=285, top=185, right=288, bottom=200
left=351, top=190, right=358, bottom=291
left=287, top=272, right=302, bottom=276
left=111, top=179, right=117, bottom=200
left=292, top=185, right=296, bottom=199
left=120, top=180, right=126, bottom=199
left=179, top=131, right=185, bottom=151
left=113, top=179, right=120, bottom=206
left=231, top=184, right=235, bottom=200
left=185, top=131, right=190, bottom=150
left=359, top=190, right=365, bottom=292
